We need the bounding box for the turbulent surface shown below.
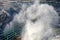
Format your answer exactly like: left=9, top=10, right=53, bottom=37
left=21, top=1, right=59, bottom=40
left=0, top=0, right=60, bottom=40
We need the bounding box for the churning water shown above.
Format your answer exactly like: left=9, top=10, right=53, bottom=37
left=4, top=0, right=59, bottom=40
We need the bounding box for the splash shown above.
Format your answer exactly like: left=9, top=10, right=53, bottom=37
left=21, top=0, right=59, bottom=40
left=4, top=0, right=59, bottom=40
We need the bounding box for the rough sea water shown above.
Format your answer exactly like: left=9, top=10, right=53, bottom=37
left=20, top=0, right=59, bottom=40
left=0, top=0, right=60, bottom=40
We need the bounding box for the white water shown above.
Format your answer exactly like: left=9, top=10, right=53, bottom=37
left=4, top=0, right=59, bottom=40
left=21, top=0, right=59, bottom=40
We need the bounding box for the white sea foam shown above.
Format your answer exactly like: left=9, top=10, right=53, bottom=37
left=4, top=0, right=59, bottom=40
left=21, top=0, right=59, bottom=40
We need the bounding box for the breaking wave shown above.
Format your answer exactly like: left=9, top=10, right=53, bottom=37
left=4, top=0, right=59, bottom=40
